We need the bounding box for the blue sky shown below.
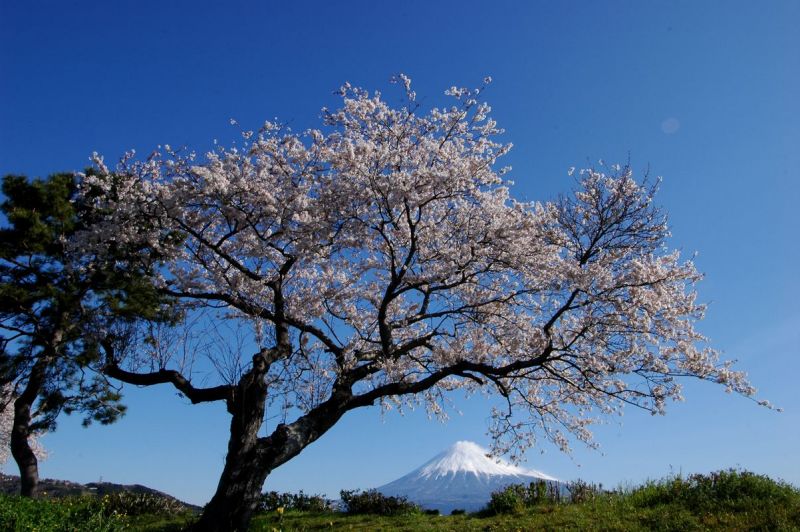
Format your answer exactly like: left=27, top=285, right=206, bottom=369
left=1, top=0, right=798, bottom=505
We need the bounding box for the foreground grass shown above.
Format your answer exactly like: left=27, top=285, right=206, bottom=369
left=251, top=496, right=800, bottom=531
left=0, top=494, right=127, bottom=531
left=253, top=470, right=800, bottom=531
left=0, top=494, right=195, bottom=531
left=2, top=470, right=799, bottom=531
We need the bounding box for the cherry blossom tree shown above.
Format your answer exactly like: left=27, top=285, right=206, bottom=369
left=78, top=77, right=756, bottom=531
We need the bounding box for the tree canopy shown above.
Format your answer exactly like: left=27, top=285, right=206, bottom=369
left=76, top=77, right=755, bottom=530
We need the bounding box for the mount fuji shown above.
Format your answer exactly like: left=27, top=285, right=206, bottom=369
left=376, top=441, right=557, bottom=513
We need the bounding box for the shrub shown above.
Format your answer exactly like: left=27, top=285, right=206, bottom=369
left=100, top=491, right=188, bottom=516
left=565, top=479, right=600, bottom=504
left=450, top=508, right=466, bottom=515
left=487, top=480, right=580, bottom=514
left=259, top=490, right=333, bottom=513
left=486, top=485, right=526, bottom=514
left=339, top=489, right=418, bottom=515
left=529, top=479, right=550, bottom=505
left=629, top=469, right=800, bottom=513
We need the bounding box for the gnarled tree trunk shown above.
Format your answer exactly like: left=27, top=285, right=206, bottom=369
left=191, top=375, right=353, bottom=531
left=191, top=355, right=270, bottom=532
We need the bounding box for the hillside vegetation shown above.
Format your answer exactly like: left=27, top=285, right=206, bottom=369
left=0, top=469, right=797, bottom=531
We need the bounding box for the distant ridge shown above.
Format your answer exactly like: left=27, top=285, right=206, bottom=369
left=377, top=441, right=557, bottom=513
left=0, top=472, right=201, bottom=512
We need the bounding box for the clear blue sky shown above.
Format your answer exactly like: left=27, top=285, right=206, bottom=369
left=1, top=0, right=798, bottom=505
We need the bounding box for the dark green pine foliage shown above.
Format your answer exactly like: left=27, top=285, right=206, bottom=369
left=0, top=172, right=170, bottom=496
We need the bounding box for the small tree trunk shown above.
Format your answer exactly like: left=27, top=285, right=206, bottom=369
left=11, top=357, right=48, bottom=498
left=10, top=418, right=39, bottom=497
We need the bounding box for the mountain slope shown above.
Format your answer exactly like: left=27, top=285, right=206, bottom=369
left=0, top=472, right=201, bottom=512
left=376, top=441, right=557, bottom=513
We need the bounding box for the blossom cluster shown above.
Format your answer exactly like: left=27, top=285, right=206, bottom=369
left=75, top=77, right=755, bottom=454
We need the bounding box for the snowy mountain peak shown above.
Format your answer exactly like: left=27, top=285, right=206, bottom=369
left=376, top=441, right=559, bottom=513
left=417, top=441, right=554, bottom=480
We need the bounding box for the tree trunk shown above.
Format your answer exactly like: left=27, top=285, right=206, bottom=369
left=192, top=439, right=271, bottom=531
left=11, top=357, right=48, bottom=498
left=191, top=363, right=352, bottom=531
left=192, top=412, right=349, bottom=531
left=192, top=418, right=269, bottom=530
left=191, top=353, right=271, bottom=532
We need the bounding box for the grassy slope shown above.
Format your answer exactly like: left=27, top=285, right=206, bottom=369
left=2, top=470, right=798, bottom=531
left=252, top=470, right=800, bottom=532
left=251, top=496, right=799, bottom=531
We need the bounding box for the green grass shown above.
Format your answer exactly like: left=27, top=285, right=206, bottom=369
left=250, top=497, right=799, bottom=531
left=1, top=470, right=798, bottom=531
left=123, top=513, right=196, bottom=531
left=0, top=494, right=127, bottom=531
left=0, top=493, right=195, bottom=531
left=252, top=470, right=800, bottom=531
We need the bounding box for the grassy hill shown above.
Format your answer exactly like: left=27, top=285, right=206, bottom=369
left=0, top=469, right=798, bottom=530
left=253, top=470, right=800, bottom=531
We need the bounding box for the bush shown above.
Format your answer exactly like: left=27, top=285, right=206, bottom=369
left=629, top=469, right=800, bottom=513
left=450, top=508, right=466, bottom=515
left=486, top=485, right=526, bottom=514
left=339, top=489, right=418, bottom=515
left=100, top=491, right=188, bottom=516
left=487, top=480, right=577, bottom=514
left=258, top=490, right=333, bottom=513
left=564, top=479, right=599, bottom=504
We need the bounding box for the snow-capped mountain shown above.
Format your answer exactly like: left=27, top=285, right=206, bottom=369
left=376, top=440, right=557, bottom=513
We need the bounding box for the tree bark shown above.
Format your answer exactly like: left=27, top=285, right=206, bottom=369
left=191, top=355, right=270, bottom=532
left=190, top=369, right=352, bottom=531
left=193, top=431, right=270, bottom=531
left=11, top=357, right=48, bottom=498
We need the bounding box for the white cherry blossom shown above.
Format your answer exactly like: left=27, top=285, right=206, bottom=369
left=74, top=77, right=759, bottom=528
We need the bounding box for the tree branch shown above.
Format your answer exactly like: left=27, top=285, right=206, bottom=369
left=100, top=340, right=232, bottom=405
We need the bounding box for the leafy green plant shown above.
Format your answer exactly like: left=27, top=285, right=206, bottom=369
left=565, top=479, right=599, bottom=504
left=100, top=491, right=188, bottom=517
left=486, top=479, right=584, bottom=514
left=259, top=490, right=333, bottom=513
left=486, top=484, right=527, bottom=514
left=339, top=489, right=419, bottom=515
left=629, top=469, right=799, bottom=513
